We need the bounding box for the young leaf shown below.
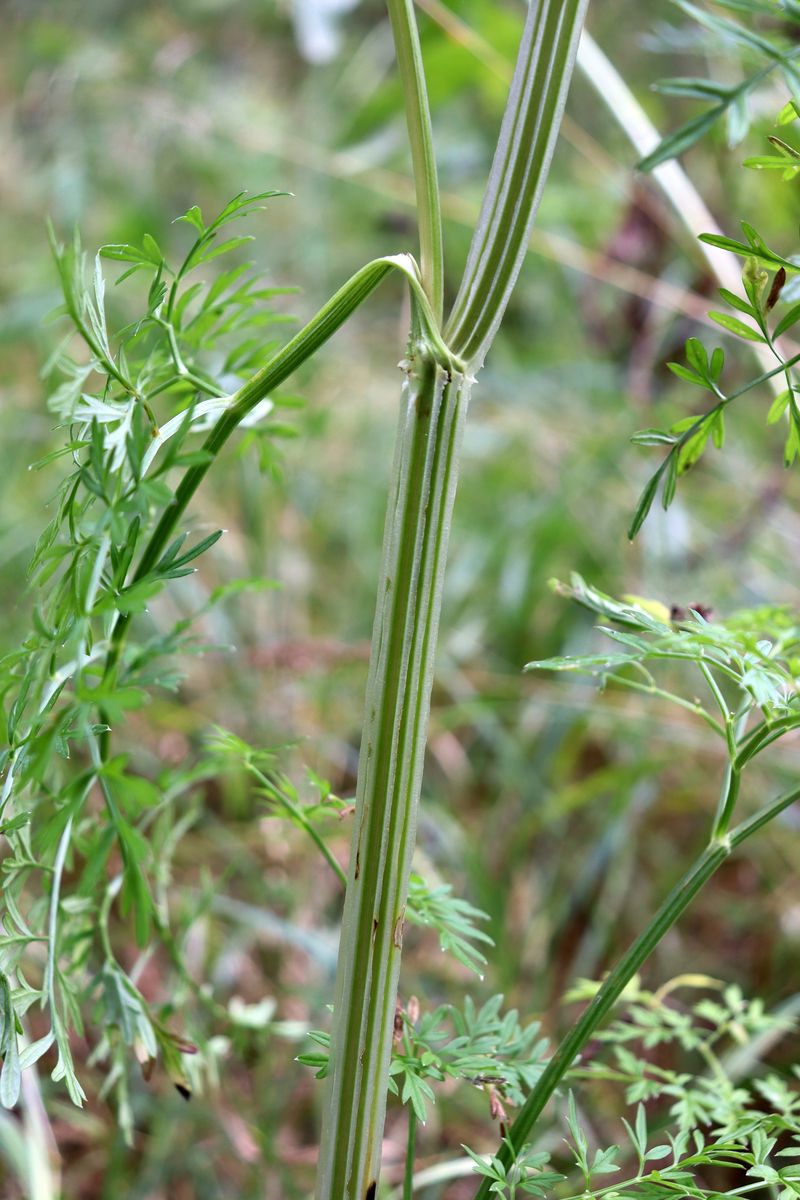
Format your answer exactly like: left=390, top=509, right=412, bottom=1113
left=708, top=311, right=766, bottom=342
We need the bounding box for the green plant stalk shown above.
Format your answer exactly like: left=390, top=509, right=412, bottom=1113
left=403, top=1109, right=417, bottom=1200
left=315, top=349, right=470, bottom=1200
left=472, top=784, right=800, bottom=1199
left=387, top=0, right=444, bottom=321
left=102, top=255, right=411, bottom=683
left=445, top=0, right=590, bottom=366
left=316, top=3, right=589, bottom=1194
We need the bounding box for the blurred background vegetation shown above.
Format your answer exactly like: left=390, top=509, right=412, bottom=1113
left=2, top=0, right=800, bottom=1196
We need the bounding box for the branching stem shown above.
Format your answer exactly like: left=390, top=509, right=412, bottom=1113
left=473, top=785, right=800, bottom=1197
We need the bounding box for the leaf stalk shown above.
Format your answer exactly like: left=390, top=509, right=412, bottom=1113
left=387, top=0, right=444, bottom=322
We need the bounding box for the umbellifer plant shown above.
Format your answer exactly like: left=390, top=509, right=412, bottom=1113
left=1, top=0, right=590, bottom=1193
left=4, top=0, right=800, bottom=1197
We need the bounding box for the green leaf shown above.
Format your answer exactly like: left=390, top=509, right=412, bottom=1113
left=399, top=1066, right=435, bottom=1122
left=638, top=106, right=725, bottom=172
left=628, top=469, right=663, bottom=540
left=630, top=429, right=677, bottom=446
left=406, top=875, right=492, bottom=975
left=784, top=420, right=800, bottom=466
left=175, top=204, right=205, bottom=233
left=774, top=303, right=800, bottom=338
left=708, top=311, right=766, bottom=342
left=667, top=362, right=707, bottom=388
left=768, top=390, right=791, bottom=424
left=718, top=287, right=755, bottom=316
left=187, top=235, right=254, bottom=272
left=700, top=231, right=800, bottom=272
left=778, top=99, right=800, bottom=125
left=676, top=424, right=705, bottom=470
left=590, top=1145, right=621, bottom=1176
left=662, top=453, right=679, bottom=504
left=545, top=575, right=671, bottom=632
left=0, top=975, right=20, bottom=1108
left=652, top=77, right=734, bottom=101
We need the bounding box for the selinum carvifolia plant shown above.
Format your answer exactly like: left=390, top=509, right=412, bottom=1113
left=4, top=0, right=800, bottom=1197
left=0, top=0, right=589, bottom=1191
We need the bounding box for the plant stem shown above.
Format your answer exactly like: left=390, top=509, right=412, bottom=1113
left=387, top=0, right=444, bottom=322
left=445, top=0, right=589, bottom=366
left=315, top=351, right=470, bottom=1200
left=314, top=4, right=589, bottom=1193
left=403, top=1108, right=417, bottom=1200
left=247, top=762, right=347, bottom=888
left=102, top=255, right=401, bottom=683
left=472, top=785, right=800, bottom=1198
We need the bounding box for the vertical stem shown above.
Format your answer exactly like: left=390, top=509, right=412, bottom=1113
left=403, top=1108, right=418, bottom=1200
left=316, top=349, right=470, bottom=1200
left=387, top=0, right=444, bottom=322
left=315, top=4, right=590, bottom=1194
left=445, top=0, right=589, bottom=366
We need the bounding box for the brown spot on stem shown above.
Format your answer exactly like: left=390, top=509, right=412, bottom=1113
left=365, top=1184, right=377, bottom=1200
left=354, top=851, right=360, bottom=880
left=393, top=911, right=405, bottom=949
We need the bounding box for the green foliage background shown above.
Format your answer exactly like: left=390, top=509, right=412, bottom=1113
left=1, top=0, right=800, bottom=1196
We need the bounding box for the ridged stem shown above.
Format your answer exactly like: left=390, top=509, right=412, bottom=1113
left=315, top=349, right=470, bottom=1200
left=445, top=0, right=589, bottom=367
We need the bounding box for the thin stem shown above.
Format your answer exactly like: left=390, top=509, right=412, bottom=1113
left=711, top=764, right=741, bottom=841
left=101, top=255, right=401, bottom=683
left=473, top=784, right=800, bottom=1198
left=712, top=704, right=750, bottom=836
left=403, top=1108, right=417, bottom=1200
left=725, top=348, right=800, bottom=402
left=734, top=712, right=800, bottom=769
left=387, top=0, right=444, bottom=322
left=155, top=317, right=222, bottom=396
left=697, top=661, right=730, bottom=725
left=44, top=816, right=74, bottom=1002
left=445, top=0, right=589, bottom=366
left=610, top=673, right=727, bottom=740
left=246, top=762, right=347, bottom=888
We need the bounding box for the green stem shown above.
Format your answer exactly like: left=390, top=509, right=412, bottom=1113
left=610, top=673, right=727, bottom=740
left=315, top=352, right=470, bottom=1200
left=724, top=348, right=800, bottom=402
left=403, top=1108, right=417, bottom=1200
left=473, top=784, right=800, bottom=1199
left=712, top=705, right=750, bottom=836
left=102, top=256, right=402, bottom=683
left=387, top=0, right=444, bottom=322
left=734, top=713, right=800, bottom=769
left=247, top=762, right=347, bottom=888
left=312, top=4, right=589, bottom=1193
left=445, top=0, right=589, bottom=366
left=711, top=762, right=741, bottom=840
